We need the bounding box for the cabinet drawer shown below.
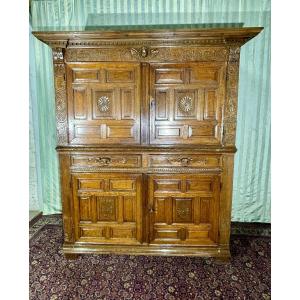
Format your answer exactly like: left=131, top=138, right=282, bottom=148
left=71, top=154, right=141, bottom=168
left=147, top=154, right=220, bottom=168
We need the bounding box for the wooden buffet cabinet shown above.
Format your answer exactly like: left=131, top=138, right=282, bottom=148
left=34, top=26, right=262, bottom=260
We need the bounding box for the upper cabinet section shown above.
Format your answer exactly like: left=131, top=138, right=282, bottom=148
left=67, top=62, right=141, bottom=145
left=33, top=27, right=263, bottom=148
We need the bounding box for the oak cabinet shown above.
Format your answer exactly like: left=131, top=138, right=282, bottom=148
left=34, top=26, right=262, bottom=259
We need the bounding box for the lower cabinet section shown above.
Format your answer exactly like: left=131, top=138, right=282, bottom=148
left=71, top=172, right=221, bottom=249
left=72, top=173, right=142, bottom=245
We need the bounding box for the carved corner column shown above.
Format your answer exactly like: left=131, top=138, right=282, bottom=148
left=52, top=47, right=74, bottom=243
left=52, top=48, right=68, bottom=146
left=219, top=154, right=235, bottom=247
left=219, top=45, right=241, bottom=248
left=58, top=153, right=74, bottom=244
left=223, top=46, right=240, bottom=147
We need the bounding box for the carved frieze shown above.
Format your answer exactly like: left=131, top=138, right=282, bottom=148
left=65, top=47, right=228, bottom=62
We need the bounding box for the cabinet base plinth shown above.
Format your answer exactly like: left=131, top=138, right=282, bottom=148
left=63, top=243, right=230, bottom=259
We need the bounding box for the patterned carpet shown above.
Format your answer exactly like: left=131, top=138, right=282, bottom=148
left=29, top=217, right=270, bottom=300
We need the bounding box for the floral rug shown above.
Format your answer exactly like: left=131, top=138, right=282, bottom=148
left=29, top=222, right=270, bottom=299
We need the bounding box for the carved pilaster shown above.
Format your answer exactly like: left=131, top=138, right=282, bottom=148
left=223, top=46, right=240, bottom=146
left=59, top=153, right=74, bottom=244
left=53, top=48, right=68, bottom=146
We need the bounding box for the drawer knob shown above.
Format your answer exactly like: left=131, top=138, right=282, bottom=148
left=177, top=228, right=187, bottom=241
left=148, top=205, right=156, bottom=214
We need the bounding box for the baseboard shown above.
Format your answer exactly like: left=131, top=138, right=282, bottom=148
left=231, top=222, right=271, bottom=237
left=29, top=211, right=43, bottom=226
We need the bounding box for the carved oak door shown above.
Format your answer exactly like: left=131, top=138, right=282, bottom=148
left=66, top=62, right=141, bottom=144
left=149, top=62, right=225, bottom=145
left=148, top=174, right=220, bottom=246
left=72, top=173, right=142, bottom=245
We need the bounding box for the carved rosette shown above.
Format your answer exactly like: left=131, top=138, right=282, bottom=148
left=97, top=96, right=110, bottom=112
left=177, top=207, right=190, bottom=219
left=179, top=96, right=193, bottom=113
left=223, top=46, right=240, bottom=146
left=53, top=48, right=68, bottom=146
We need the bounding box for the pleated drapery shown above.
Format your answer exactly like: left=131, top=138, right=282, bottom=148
left=29, top=0, right=271, bottom=222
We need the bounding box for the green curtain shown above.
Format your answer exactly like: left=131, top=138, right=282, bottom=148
left=29, top=0, right=271, bottom=222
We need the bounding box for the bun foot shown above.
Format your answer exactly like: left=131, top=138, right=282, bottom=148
left=64, top=253, right=79, bottom=260
left=215, top=256, right=231, bottom=264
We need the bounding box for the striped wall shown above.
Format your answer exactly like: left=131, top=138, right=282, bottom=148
left=30, top=0, right=271, bottom=222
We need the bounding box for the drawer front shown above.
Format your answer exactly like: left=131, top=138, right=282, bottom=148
left=148, top=154, right=221, bottom=168
left=72, top=173, right=142, bottom=244
left=71, top=154, right=142, bottom=168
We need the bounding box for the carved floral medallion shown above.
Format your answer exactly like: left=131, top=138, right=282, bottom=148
left=179, top=96, right=193, bottom=113
left=97, top=96, right=110, bottom=112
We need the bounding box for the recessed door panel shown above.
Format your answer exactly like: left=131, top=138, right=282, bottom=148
left=148, top=174, right=220, bottom=246
left=67, top=62, right=141, bottom=144
left=72, top=173, right=142, bottom=245
left=150, top=62, right=225, bottom=145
